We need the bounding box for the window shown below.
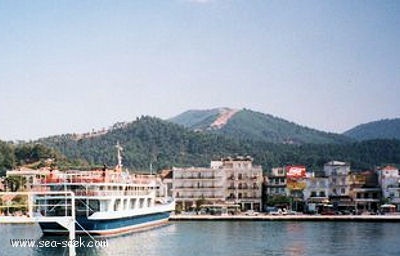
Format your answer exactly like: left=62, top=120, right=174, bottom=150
left=341, top=188, right=346, bottom=194
left=130, top=199, right=136, bottom=209
left=311, top=191, right=317, bottom=197
left=114, top=199, right=121, bottom=211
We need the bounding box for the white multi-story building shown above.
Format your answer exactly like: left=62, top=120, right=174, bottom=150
left=324, top=161, right=351, bottom=196
left=377, top=166, right=400, bottom=210
left=304, top=175, right=329, bottom=203
left=216, top=156, right=263, bottom=211
left=172, top=156, right=263, bottom=212
left=172, top=167, right=225, bottom=210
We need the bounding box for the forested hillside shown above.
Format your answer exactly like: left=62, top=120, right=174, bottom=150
left=0, top=141, right=79, bottom=176
left=170, top=108, right=351, bottom=144
left=218, top=109, right=351, bottom=144
left=344, top=118, right=400, bottom=141
left=36, top=116, right=400, bottom=173
left=38, top=116, right=247, bottom=172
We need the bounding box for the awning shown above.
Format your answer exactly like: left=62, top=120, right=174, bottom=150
left=380, top=204, right=396, bottom=208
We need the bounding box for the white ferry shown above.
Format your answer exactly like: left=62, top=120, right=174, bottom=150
left=33, top=144, right=175, bottom=236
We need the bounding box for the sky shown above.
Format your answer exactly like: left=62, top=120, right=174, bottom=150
left=0, top=0, right=399, bottom=141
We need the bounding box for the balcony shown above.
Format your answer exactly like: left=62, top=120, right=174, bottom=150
left=266, top=183, right=286, bottom=187
left=175, top=195, right=224, bottom=200
left=174, top=186, right=223, bottom=190
left=178, top=176, right=217, bottom=180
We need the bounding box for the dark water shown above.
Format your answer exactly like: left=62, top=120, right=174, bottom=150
left=1, top=221, right=399, bottom=256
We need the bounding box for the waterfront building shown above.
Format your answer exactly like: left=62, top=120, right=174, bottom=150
left=286, top=166, right=307, bottom=212
left=349, top=171, right=381, bottom=213
left=172, top=166, right=225, bottom=211
left=377, top=166, right=400, bottom=211
left=216, top=156, right=263, bottom=212
left=264, top=167, right=287, bottom=196
left=303, top=174, right=329, bottom=212
left=324, top=161, right=353, bottom=210
left=264, top=166, right=308, bottom=212
left=172, top=156, right=263, bottom=212
left=159, top=169, right=173, bottom=198
left=263, top=167, right=288, bottom=211
left=5, top=167, right=54, bottom=191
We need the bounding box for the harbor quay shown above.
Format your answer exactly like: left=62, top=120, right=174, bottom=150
left=170, top=214, right=400, bottom=222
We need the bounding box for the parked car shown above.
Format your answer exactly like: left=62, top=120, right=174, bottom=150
left=286, top=210, right=301, bottom=215
left=266, top=207, right=286, bottom=215
left=244, top=210, right=259, bottom=216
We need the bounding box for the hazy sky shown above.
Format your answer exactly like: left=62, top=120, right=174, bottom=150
left=1, top=0, right=399, bottom=141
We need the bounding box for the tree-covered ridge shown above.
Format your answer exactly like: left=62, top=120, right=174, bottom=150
left=344, top=118, right=400, bottom=141
left=169, top=108, right=352, bottom=144
left=0, top=141, right=80, bottom=176
left=218, top=109, right=351, bottom=144
left=38, top=116, right=247, bottom=172
left=36, top=116, right=400, bottom=173
left=2, top=116, right=400, bottom=176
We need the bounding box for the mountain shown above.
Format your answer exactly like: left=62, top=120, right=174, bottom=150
left=344, top=118, right=400, bottom=141
left=21, top=116, right=400, bottom=173
left=169, top=108, right=351, bottom=144
left=37, top=116, right=249, bottom=171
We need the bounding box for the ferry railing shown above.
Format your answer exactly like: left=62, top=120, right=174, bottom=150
left=76, top=190, right=155, bottom=197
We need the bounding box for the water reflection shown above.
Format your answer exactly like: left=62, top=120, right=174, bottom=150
left=1, top=222, right=400, bottom=256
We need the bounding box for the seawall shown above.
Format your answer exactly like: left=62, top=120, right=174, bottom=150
left=170, top=214, right=400, bottom=222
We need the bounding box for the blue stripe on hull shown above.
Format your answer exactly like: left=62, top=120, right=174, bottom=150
left=39, top=212, right=171, bottom=235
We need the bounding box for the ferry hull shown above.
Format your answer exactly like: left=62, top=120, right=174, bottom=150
left=39, top=212, right=171, bottom=236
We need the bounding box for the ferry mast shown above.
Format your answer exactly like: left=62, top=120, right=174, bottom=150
left=116, top=142, right=123, bottom=171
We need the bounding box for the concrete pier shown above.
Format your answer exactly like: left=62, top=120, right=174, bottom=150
left=170, top=214, right=400, bottom=222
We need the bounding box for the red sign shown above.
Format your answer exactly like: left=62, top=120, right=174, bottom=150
left=286, top=166, right=306, bottom=179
